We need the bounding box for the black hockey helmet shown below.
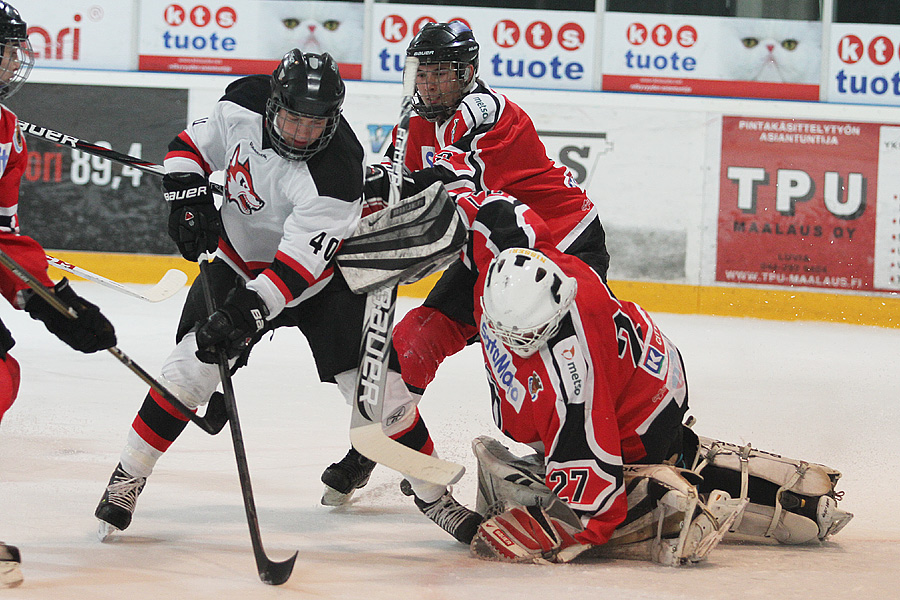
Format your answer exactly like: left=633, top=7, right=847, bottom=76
left=0, top=1, right=33, bottom=101
left=406, top=22, right=479, bottom=123
left=266, top=49, right=345, bottom=161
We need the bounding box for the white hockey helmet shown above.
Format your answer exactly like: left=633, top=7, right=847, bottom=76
left=481, top=248, right=577, bottom=358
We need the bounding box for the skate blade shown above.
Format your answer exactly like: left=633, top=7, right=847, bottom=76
left=321, top=485, right=355, bottom=507
left=97, top=520, right=121, bottom=543
left=0, top=562, right=23, bottom=588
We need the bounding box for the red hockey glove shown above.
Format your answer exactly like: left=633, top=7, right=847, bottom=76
left=195, top=282, right=268, bottom=363
left=165, top=172, right=221, bottom=262
left=24, top=278, right=117, bottom=353
left=470, top=504, right=591, bottom=564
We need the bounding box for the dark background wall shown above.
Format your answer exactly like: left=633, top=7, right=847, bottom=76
left=6, top=84, right=189, bottom=254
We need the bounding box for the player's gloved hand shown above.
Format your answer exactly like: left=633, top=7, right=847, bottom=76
left=164, top=172, right=221, bottom=262
left=24, top=278, right=117, bottom=353
left=470, top=504, right=591, bottom=564
left=195, top=281, right=268, bottom=364
left=362, top=164, right=421, bottom=215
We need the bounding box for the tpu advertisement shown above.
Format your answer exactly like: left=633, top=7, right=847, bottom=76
left=369, top=3, right=595, bottom=90
left=827, top=23, right=900, bottom=106
left=20, top=0, right=137, bottom=71
left=602, top=12, right=821, bottom=101
left=717, top=116, right=900, bottom=293
left=138, top=0, right=363, bottom=78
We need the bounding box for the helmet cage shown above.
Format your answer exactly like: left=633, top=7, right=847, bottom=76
left=0, top=10, right=33, bottom=101
left=410, top=60, right=475, bottom=123
left=265, top=98, right=340, bottom=161
left=481, top=297, right=568, bottom=358
left=480, top=249, right=577, bottom=358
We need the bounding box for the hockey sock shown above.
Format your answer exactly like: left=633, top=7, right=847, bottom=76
left=129, top=390, right=190, bottom=457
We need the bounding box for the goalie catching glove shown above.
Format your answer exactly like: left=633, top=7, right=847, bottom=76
left=24, top=278, right=117, bottom=353
left=195, top=281, right=268, bottom=363
left=164, top=172, right=221, bottom=262
left=471, top=503, right=591, bottom=564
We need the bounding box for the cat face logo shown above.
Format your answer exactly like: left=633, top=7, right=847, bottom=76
left=528, top=372, right=543, bottom=400
left=226, top=146, right=265, bottom=215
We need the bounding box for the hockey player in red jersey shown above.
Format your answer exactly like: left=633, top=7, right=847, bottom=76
left=322, top=20, right=611, bottom=514
left=0, top=0, right=116, bottom=587
left=452, top=193, right=852, bottom=564
left=92, top=49, right=434, bottom=542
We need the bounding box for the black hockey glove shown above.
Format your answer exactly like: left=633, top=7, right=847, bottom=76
left=363, top=164, right=422, bottom=210
left=195, top=281, right=269, bottom=364
left=24, top=278, right=117, bottom=353
left=0, top=318, right=14, bottom=358
left=164, top=172, right=221, bottom=262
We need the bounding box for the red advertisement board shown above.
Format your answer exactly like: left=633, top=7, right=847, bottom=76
left=717, top=116, right=880, bottom=291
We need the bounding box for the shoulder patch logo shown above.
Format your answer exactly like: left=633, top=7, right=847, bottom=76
left=226, top=146, right=265, bottom=215
left=0, top=142, right=11, bottom=177
left=528, top=372, right=543, bottom=400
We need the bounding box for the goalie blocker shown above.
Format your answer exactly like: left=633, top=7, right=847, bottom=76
left=336, top=177, right=467, bottom=294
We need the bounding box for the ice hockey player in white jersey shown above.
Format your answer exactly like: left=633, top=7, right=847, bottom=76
left=92, top=50, right=423, bottom=540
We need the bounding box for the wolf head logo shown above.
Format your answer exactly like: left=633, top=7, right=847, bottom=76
left=226, top=146, right=265, bottom=215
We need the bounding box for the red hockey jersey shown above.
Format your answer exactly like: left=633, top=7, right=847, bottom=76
left=0, top=104, right=53, bottom=306
left=391, top=80, right=602, bottom=256
left=458, top=191, right=688, bottom=547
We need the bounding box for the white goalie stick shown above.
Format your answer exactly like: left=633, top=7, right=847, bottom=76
left=45, top=254, right=187, bottom=302
left=350, top=56, right=465, bottom=487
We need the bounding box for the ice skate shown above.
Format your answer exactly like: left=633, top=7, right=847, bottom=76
left=402, top=479, right=482, bottom=544
left=95, top=463, right=146, bottom=542
left=0, top=543, right=22, bottom=588
left=320, top=447, right=376, bottom=506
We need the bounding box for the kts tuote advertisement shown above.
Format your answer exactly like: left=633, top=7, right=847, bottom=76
left=827, top=23, right=900, bottom=106
left=370, top=3, right=595, bottom=90
left=717, top=116, right=900, bottom=293
left=602, top=12, right=821, bottom=101
left=138, top=0, right=363, bottom=79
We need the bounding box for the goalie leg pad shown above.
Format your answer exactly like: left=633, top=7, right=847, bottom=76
left=691, top=436, right=852, bottom=543
left=598, top=465, right=746, bottom=566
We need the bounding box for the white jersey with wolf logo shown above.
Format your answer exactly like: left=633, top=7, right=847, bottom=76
left=164, top=74, right=365, bottom=317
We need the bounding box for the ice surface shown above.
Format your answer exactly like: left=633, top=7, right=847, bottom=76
left=1, top=283, right=897, bottom=598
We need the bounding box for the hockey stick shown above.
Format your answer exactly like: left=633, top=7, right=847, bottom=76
left=45, top=254, right=188, bottom=303
left=197, top=258, right=296, bottom=585
left=0, top=247, right=222, bottom=435
left=16, top=119, right=225, bottom=196
left=349, top=56, right=465, bottom=487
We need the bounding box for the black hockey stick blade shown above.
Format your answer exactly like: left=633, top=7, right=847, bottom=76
left=258, top=551, right=298, bottom=586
